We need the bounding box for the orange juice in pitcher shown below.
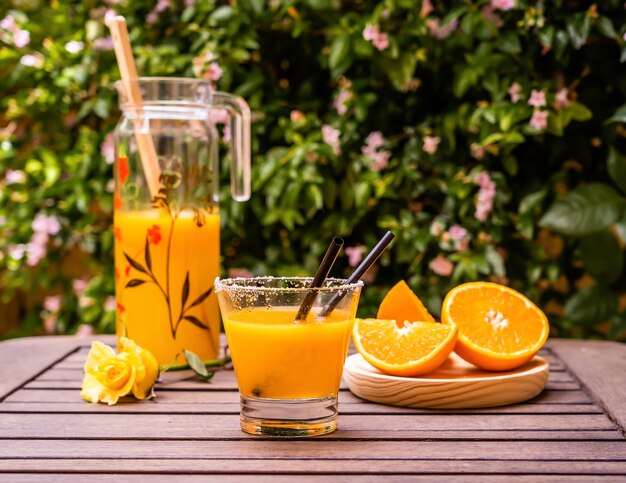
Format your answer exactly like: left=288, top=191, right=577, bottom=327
left=113, top=78, right=250, bottom=364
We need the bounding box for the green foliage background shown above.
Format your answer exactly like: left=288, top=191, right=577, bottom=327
left=1, top=0, right=626, bottom=339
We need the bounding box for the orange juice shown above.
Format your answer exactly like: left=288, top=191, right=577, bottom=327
left=114, top=208, right=220, bottom=364
left=223, top=308, right=354, bottom=399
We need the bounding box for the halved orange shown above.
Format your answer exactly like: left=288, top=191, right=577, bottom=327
left=352, top=318, right=457, bottom=377
left=441, top=282, right=549, bottom=371
left=377, top=280, right=435, bottom=325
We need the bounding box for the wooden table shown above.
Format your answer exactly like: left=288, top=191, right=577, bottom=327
left=1, top=336, right=625, bottom=481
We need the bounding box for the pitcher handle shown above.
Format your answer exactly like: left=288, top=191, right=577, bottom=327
left=212, top=91, right=251, bottom=202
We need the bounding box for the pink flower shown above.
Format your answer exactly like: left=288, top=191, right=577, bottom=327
left=94, top=37, right=114, bottom=50
left=363, top=131, right=384, bottom=152
left=333, top=86, right=352, bottom=115
left=422, top=135, right=440, bottom=154
left=426, top=18, right=458, bottom=40
left=100, top=132, right=115, bottom=165
left=20, top=54, right=43, bottom=67
left=475, top=171, right=497, bottom=221
left=420, top=0, right=434, bottom=18
left=204, top=62, right=223, bottom=82
left=0, top=15, right=16, bottom=31
left=529, top=110, right=549, bottom=130
left=104, top=9, right=117, bottom=26
left=363, top=24, right=378, bottom=41
left=72, top=279, right=89, bottom=297
left=322, top=125, right=341, bottom=155
left=104, top=296, right=117, bottom=312
left=362, top=24, right=389, bottom=51
left=362, top=131, right=391, bottom=171
left=32, top=213, right=61, bottom=235
left=13, top=29, right=30, bottom=48
left=75, top=324, right=94, bottom=337
left=448, top=224, right=468, bottom=241
left=446, top=224, right=470, bottom=252
left=7, top=244, right=26, bottom=260
left=528, top=89, right=546, bottom=107
left=429, top=255, right=454, bottom=276
left=64, top=41, right=84, bottom=53
left=5, top=169, right=26, bottom=184
left=491, top=0, right=515, bottom=10
left=508, top=82, right=522, bottom=103
left=345, top=246, right=366, bottom=267
left=43, top=295, right=62, bottom=314
left=193, top=52, right=223, bottom=83
left=146, top=0, right=170, bottom=23
left=554, top=88, right=571, bottom=110
left=370, top=150, right=391, bottom=171
left=185, top=0, right=196, bottom=6
left=373, top=33, right=389, bottom=51
left=26, top=232, right=49, bottom=266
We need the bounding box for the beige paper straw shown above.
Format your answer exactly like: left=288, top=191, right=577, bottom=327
left=108, top=16, right=161, bottom=199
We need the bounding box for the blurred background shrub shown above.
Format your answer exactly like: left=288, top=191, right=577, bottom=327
left=1, top=0, right=626, bottom=340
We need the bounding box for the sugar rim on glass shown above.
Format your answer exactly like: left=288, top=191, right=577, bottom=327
left=214, top=276, right=363, bottom=293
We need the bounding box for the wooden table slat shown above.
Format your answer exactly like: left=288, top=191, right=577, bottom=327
left=2, top=458, right=626, bottom=475
left=0, top=335, right=624, bottom=481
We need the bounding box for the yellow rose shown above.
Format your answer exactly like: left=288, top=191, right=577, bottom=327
left=81, top=338, right=159, bottom=405
left=118, top=337, right=160, bottom=400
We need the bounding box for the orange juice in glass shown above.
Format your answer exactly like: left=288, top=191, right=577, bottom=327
left=113, top=77, right=250, bottom=364
left=215, top=277, right=362, bottom=437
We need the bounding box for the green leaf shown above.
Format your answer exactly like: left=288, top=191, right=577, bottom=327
left=568, top=102, right=593, bottom=122
left=539, top=183, right=626, bottom=235
left=596, top=16, right=616, bottom=39
left=126, top=279, right=147, bottom=288
left=380, top=53, right=418, bottom=91
left=497, top=32, right=521, bottom=55
left=605, top=104, right=626, bottom=125
left=124, top=252, right=149, bottom=275
left=329, top=35, right=351, bottom=74
left=607, top=147, right=626, bottom=194
left=566, top=14, right=591, bottom=49
left=210, top=6, right=234, bottom=22
left=519, top=189, right=547, bottom=215
left=580, top=230, right=623, bottom=285
left=564, top=285, right=618, bottom=326
left=183, top=350, right=214, bottom=381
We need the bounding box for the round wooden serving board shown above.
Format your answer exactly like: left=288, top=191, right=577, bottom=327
left=343, top=352, right=549, bottom=409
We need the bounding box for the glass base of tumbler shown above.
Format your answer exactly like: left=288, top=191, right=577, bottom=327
left=240, top=394, right=338, bottom=437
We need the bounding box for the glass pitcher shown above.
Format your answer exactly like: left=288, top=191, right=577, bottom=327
left=113, top=77, right=250, bottom=364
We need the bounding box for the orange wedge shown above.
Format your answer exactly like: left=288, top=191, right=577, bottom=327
left=352, top=318, right=457, bottom=377
left=441, top=282, right=549, bottom=371
left=377, top=280, right=435, bottom=325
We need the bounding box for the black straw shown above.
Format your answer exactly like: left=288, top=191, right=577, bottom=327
left=318, top=231, right=395, bottom=318
left=295, top=237, right=344, bottom=321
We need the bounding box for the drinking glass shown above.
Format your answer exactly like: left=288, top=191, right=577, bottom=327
left=215, top=276, right=362, bottom=437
